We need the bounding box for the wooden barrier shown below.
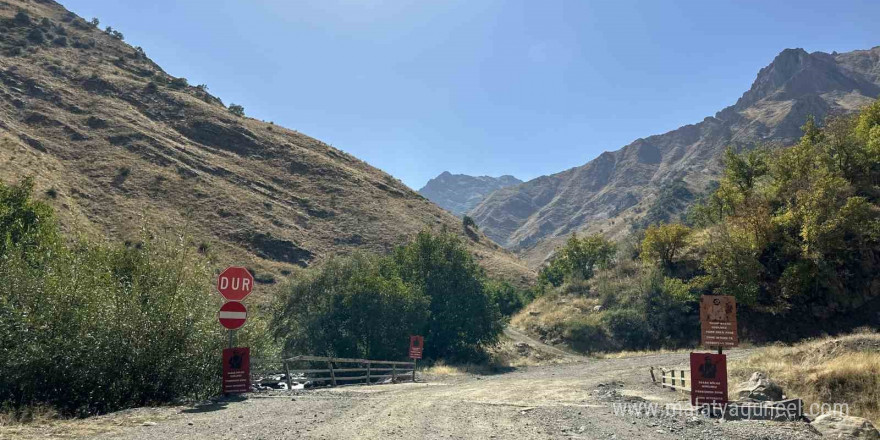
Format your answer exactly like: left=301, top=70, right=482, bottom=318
left=650, top=366, right=691, bottom=392
left=282, top=355, right=416, bottom=389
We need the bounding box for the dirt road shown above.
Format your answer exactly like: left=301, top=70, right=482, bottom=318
left=21, top=347, right=819, bottom=440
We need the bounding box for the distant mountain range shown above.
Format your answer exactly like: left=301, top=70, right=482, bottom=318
left=0, top=0, right=535, bottom=286
left=418, top=172, right=521, bottom=216
left=439, top=47, right=880, bottom=267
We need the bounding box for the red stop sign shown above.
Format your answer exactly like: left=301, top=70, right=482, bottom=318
left=219, top=301, right=248, bottom=330
left=217, top=266, right=254, bottom=301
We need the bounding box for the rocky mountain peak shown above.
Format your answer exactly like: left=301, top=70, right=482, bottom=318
left=471, top=45, right=880, bottom=267
left=419, top=172, right=522, bottom=217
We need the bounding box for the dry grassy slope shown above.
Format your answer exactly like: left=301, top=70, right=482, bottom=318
left=472, top=47, right=880, bottom=267
left=0, top=0, right=534, bottom=286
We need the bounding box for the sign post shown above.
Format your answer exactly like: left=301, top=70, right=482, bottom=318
left=217, top=266, right=254, bottom=302
left=222, top=347, right=251, bottom=394
left=218, top=301, right=248, bottom=331
left=690, top=352, right=728, bottom=407
left=700, top=295, right=738, bottom=349
left=217, top=266, right=254, bottom=395
left=409, top=335, right=424, bottom=383
left=691, top=295, right=738, bottom=412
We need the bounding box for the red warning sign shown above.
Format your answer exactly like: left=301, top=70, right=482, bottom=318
left=222, top=347, right=250, bottom=394
left=690, top=352, right=728, bottom=406
left=409, top=335, right=424, bottom=359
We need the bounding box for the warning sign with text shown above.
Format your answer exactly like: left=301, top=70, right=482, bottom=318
left=700, top=295, right=738, bottom=347
left=222, top=347, right=250, bottom=394
left=690, top=352, right=728, bottom=406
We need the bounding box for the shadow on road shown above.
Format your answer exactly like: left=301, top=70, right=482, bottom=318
left=181, top=395, right=248, bottom=414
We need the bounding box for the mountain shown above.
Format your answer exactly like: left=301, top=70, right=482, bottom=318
left=418, top=172, right=522, bottom=217
left=0, top=0, right=534, bottom=285
left=471, top=47, right=880, bottom=267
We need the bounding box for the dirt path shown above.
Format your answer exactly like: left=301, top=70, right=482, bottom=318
left=10, top=347, right=823, bottom=440
left=503, top=326, right=579, bottom=360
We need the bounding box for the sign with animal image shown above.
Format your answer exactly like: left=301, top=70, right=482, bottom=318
left=690, top=352, right=728, bottom=406
left=222, top=347, right=251, bottom=394
left=700, top=295, right=738, bottom=347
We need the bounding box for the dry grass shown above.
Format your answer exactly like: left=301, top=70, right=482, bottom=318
left=596, top=347, right=690, bottom=359
left=729, top=330, right=880, bottom=424
left=510, top=293, right=601, bottom=342
left=0, top=406, right=177, bottom=439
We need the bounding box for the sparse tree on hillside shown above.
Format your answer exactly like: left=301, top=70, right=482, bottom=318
left=229, top=104, right=245, bottom=117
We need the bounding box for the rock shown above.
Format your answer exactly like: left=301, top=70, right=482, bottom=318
left=734, top=372, right=784, bottom=401
left=593, top=305, right=603, bottom=312
left=142, top=421, right=157, bottom=426
left=811, top=412, right=879, bottom=439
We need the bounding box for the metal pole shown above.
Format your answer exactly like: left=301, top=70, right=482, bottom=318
left=228, top=330, right=235, bottom=348
left=412, top=359, right=417, bottom=383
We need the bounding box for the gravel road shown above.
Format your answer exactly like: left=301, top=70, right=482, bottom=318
left=53, top=347, right=822, bottom=440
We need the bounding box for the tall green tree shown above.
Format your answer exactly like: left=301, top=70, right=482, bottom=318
left=392, top=231, right=503, bottom=361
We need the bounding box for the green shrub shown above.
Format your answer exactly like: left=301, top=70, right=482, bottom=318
left=272, top=253, right=429, bottom=361
left=601, top=309, right=651, bottom=350
left=228, top=104, right=245, bottom=117
left=563, top=316, right=610, bottom=353
left=0, top=179, right=272, bottom=415
left=487, top=280, right=529, bottom=317
left=272, top=231, right=506, bottom=363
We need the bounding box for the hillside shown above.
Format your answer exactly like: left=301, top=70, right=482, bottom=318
left=418, top=171, right=521, bottom=216
left=0, top=0, right=534, bottom=286
left=471, top=46, right=880, bottom=267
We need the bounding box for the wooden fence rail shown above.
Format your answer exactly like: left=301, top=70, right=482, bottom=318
left=650, top=366, right=691, bottom=392
left=281, top=355, right=416, bottom=389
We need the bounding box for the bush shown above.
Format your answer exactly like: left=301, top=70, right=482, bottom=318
left=272, top=231, right=506, bottom=363
left=14, top=11, right=31, bottom=26
left=601, top=309, right=651, bottom=350
left=228, top=104, right=245, bottom=117
left=563, top=316, right=610, bottom=353
left=272, top=254, right=429, bottom=361
left=170, top=77, right=188, bottom=89
left=487, top=280, right=530, bottom=317
left=0, top=179, right=271, bottom=415
left=27, top=28, right=45, bottom=44
left=539, top=233, right=616, bottom=287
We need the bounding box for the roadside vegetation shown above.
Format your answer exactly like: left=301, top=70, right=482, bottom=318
left=0, top=179, right=272, bottom=417
left=271, top=231, right=535, bottom=363
left=516, top=99, right=880, bottom=352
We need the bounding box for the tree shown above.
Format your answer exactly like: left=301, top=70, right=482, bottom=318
left=462, top=215, right=477, bottom=230
left=392, top=231, right=503, bottom=361
left=89, top=17, right=99, bottom=27
left=229, top=104, right=245, bottom=117
left=540, top=233, right=616, bottom=287
left=272, top=254, right=428, bottom=360
left=641, top=223, right=692, bottom=270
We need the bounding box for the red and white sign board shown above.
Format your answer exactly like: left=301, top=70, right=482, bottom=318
left=217, top=266, right=254, bottom=302
left=409, top=335, right=424, bottom=359
left=222, top=347, right=250, bottom=394
left=690, top=352, right=728, bottom=406
left=218, top=301, right=248, bottom=330
left=700, top=295, right=738, bottom=347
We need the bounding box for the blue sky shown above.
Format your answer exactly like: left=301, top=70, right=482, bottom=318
left=62, top=0, right=880, bottom=189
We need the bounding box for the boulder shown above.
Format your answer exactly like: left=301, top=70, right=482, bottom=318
left=811, top=412, right=879, bottom=439
left=735, top=372, right=784, bottom=401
